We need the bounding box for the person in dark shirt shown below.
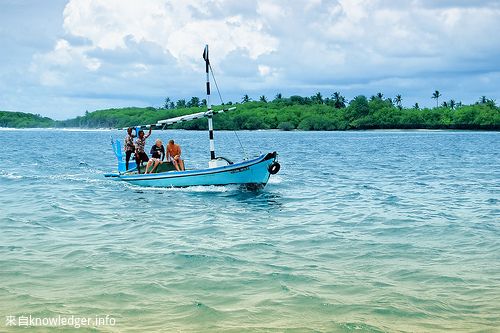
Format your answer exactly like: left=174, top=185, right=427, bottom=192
left=145, top=139, right=165, bottom=174
left=134, top=127, right=152, bottom=174
left=124, top=127, right=136, bottom=171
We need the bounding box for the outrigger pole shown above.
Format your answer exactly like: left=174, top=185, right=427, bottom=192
left=203, top=44, right=216, bottom=161
left=120, top=106, right=236, bottom=131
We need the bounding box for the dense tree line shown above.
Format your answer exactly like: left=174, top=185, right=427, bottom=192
left=1, top=92, right=499, bottom=130
left=0, top=111, right=54, bottom=128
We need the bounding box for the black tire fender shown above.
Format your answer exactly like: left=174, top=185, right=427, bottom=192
left=268, top=162, right=280, bottom=175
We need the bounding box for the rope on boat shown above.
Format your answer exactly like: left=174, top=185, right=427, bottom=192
left=209, top=63, right=248, bottom=160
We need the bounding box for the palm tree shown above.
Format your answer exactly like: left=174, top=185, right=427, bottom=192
left=449, top=99, right=456, bottom=110
left=163, top=97, right=171, bottom=109
left=477, top=96, right=496, bottom=108
left=274, top=93, right=282, bottom=101
left=242, top=94, right=251, bottom=103
left=332, top=92, right=346, bottom=109
left=486, top=99, right=496, bottom=108
left=259, top=95, right=267, bottom=103
left=176, top=99, right=186, bottom=109
left=188, top=96, right=200, bottom=107
left=394, top=94, right=402, bottom=110
left=441, top=101, right=448, bottom=108
left=432, top=90, right=441, bottom=108
left=313, top=91, right=323, bottom=104
left=376, top=92, right=384, bottom=99
left=413, top=103, right=420, bottom=110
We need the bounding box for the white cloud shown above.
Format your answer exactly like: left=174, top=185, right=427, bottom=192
left=1, top=0, right=498, bottom=118
left=62, top=0, right=173, bottom=50
left=31, top=39, right=100, bottom=86
left=121, top=63, right=149, bottom=78
left=167, top=15, right=278, bottom=68
left=256, top=0, right=286, bottom=21
left=59, top=0, right=277, bottom=69
left=258, top=65, right=271, bottom=76
left=39, top=0, right=500, bottom=83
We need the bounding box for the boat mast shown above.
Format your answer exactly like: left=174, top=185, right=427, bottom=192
left=203, top=45, right=216, bottom=161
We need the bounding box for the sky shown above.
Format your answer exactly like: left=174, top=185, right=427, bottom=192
left=0, top=0, right=499, bottom=119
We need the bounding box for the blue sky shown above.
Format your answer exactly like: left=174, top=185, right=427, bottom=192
left=1, top=0, right=499, bottom=119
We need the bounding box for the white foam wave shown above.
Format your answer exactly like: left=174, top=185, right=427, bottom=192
left=0, top=170, right=23, bottom=179
left=122, top=183, right=233, bottom=193
left=268, top=175, right=283, bottom=184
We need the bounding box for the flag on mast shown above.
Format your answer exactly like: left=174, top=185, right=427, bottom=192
left=203, top=45, right=209, bottom=63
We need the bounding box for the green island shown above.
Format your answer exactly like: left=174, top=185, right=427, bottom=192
left=0, top=111, right=55, bottom=128
left=1, top=92, right=499, bottom=130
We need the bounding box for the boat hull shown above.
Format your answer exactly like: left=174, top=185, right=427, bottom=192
left=116, top=152, right=278, bottom=188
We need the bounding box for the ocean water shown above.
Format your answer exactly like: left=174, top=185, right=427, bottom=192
left=0, top=129, right=498, bottom=332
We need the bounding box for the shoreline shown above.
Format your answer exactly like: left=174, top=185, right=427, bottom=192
left=1, top=127, right=499, bottom=132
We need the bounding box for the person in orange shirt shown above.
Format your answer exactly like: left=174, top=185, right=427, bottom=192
left=166, top=139, right=185, bottom=171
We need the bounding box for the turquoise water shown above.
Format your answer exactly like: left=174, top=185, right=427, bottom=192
left=0, top=129, right=499, bottom=332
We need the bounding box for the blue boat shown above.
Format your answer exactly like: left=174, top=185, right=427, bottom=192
left=111, top=152, right=279, bottom=188
left=106, top=45, right=280, bottom=188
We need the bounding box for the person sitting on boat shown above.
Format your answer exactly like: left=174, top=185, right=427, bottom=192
left=145, top=139, right=165, bottom=174
left=124, top=127, right=136, bottom=171
left=167, top=139, right=185, bottom=171
left=134, top=127, right=152, bottom=174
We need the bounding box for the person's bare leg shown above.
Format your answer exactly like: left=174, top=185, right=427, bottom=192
left=179, top=159, right=185, bottom=171
left=172, top=160, right=180, bottom=171
left=145, top=160, right=153, bottom=174
left=151, top=160, right=160, bottom=173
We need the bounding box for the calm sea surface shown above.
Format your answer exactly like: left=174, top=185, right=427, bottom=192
left=0, top=129, right=498, bottom=332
